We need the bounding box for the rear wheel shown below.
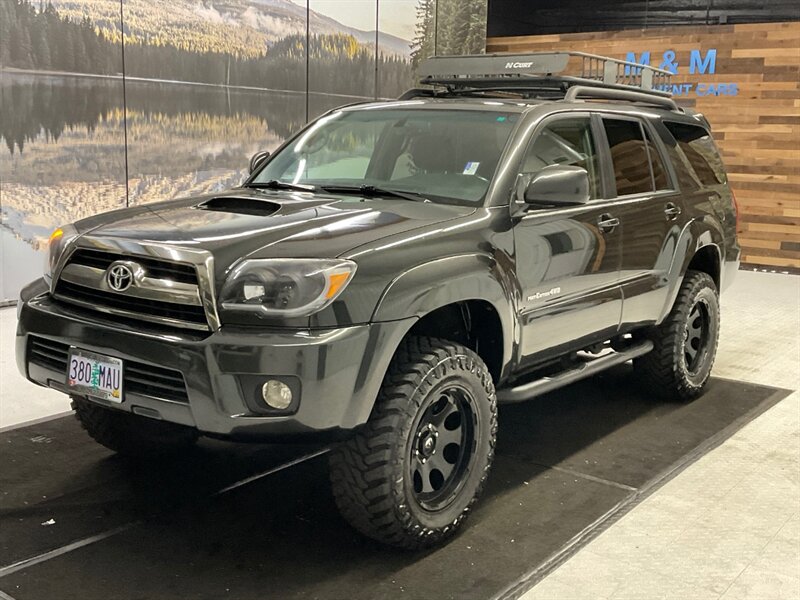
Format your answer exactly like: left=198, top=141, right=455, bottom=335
left=635, top=270, right=720, bottom=401
left=72, top=397, right=199, bottom=457
left=329, top=336, right=497, bottom=549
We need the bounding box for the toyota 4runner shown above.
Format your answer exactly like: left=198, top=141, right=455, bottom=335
left=16, top=52, right=739, bottom=548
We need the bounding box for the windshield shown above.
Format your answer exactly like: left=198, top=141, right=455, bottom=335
left=251, top=108, right=519, bottom=205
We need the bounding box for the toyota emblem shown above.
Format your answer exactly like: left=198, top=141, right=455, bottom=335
left=107, top=263, right=135, bottom=292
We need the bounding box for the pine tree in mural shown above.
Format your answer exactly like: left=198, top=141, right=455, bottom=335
left=0, top=0, right=120, bottom=74
left=410, top=0, right=486, bottom=69
left=435, top=0, right=487, bottom=56
left=0, top=0, right=412, bottom=92
left=410, top=0, right=435, bottom=69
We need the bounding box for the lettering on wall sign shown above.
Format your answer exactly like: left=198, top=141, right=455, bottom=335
left=624, top=49, right=738, bottom=97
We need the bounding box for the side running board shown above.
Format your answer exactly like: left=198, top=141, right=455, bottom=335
left=496, top=340, right=654, bottom=404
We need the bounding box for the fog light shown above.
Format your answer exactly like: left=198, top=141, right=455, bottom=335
left=262, top=380, right=292, bottom=410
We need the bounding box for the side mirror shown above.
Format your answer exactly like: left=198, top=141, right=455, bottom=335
left=523, top=165, right=591, bottom=206
left=249, top=151, right=271, bottom=174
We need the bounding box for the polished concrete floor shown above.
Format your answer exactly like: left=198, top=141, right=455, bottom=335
left=0, top=270, right=798, bottom=599
left=522, top=270, right=800, bottom=600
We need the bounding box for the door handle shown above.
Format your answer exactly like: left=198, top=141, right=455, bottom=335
left=664, top=202, right=682, bottom=221
left=597, top=213, right=620, bottom=234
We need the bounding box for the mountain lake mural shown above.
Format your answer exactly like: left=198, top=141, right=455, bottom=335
left=0, top=0, right=488, bottom=301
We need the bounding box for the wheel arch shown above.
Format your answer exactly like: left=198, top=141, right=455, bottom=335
left=686, top=244, right=721, bottom=290
left=658, top=218, right=724, bottom=323
left=372, top=254, right=516, bottom=383
left=405, top=300, right=506, bottom=383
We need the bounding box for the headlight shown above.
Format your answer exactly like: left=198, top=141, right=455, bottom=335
left=44, top=224, right=79, bottom=284
left=220, top=259, right=357, bottom=317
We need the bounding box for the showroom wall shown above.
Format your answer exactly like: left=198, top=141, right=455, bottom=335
left=487, top=0, right=799, bottom=36
left=487, top=1, right=800, bottom=272
left=0, top=0, right=487, bottom=302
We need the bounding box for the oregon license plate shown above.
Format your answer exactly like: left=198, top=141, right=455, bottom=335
left=67, top=348, right=123, bottom=403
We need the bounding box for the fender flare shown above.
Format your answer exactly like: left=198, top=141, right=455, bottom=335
left=372, top=253, right=518, bottom=377
left=658, top=217, right=723, bottom=323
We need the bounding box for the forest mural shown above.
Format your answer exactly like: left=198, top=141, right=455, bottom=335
left=0, top=0, right=489, bottom=301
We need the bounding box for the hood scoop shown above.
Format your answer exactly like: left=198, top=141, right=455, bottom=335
left=197, top=196, right=281, bottom=216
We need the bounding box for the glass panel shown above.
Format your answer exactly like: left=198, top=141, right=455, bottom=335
left=664, top=122, right=726, bottom=186
left=254, top=108, right=519, bottom=204
left=522, top=118, right=600, bottom=199
left=603, top=119, right=653, bottom=196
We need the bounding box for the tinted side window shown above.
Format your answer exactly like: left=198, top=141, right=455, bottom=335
left=602, top=119, right=652, bottom=196
left=523, top=117, right=600, bottom=199
left=658, top=123, right=702, bottom=192
left=643, top=126, right=670, bottom=190
left=664, top=122, right=725, bottom=186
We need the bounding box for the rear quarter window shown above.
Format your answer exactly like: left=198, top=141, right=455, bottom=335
left=664, top=122, right=726, bottom=187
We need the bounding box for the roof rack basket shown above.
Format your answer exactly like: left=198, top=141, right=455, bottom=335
left=411, top=51, right=675, bottom=103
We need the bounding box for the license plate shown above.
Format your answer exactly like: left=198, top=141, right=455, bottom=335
left=67, top=348, right=123, bottom=403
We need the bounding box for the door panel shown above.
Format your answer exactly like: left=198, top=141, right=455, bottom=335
left=613, top=194, right=684, bottom=326
left=513, top=115, right=622, bottom=366
left=515, top=207, right=623, bottom=364
left=597, top=116, right=685, bottom=328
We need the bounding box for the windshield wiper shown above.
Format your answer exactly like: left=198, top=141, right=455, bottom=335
left=243, top=180, right=316, bottom=192
left=321, top=184, right=430, bottom=203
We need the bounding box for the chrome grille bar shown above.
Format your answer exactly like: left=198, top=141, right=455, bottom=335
left=54, top=280, right=210, bottom=331
left=52, top=239, right=220, bottom=332
left=59, top=263, right=203, bottom=306
left=69, top=248, right=198, bottom=285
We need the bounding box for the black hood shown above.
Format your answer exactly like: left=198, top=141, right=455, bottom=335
left=77, top=188, right=474, bottom=276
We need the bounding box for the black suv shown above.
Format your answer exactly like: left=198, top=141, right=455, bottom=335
left=16, top=53, right=739, bottom=548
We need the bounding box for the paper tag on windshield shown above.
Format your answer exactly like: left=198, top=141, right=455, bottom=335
left=463, top=161, right=480, bottom=175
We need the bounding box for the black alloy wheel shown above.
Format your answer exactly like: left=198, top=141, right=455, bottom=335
left=409, top=385, right=477, bottom=511
left=634, top=270, right=720, bottom=402
left=329, top=336, right=497, bottom=549
left=684, top=297, right=711, bottom=374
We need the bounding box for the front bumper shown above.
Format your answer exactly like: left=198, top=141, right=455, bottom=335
left=16, top=280, right=414, bottom=440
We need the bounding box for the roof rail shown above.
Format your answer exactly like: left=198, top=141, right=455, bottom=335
left=564, top=85, right=681, bottom=112
left=415, top=51, right=674, bottom=98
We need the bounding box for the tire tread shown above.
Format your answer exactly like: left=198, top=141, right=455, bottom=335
left=329, top=336, right=497, bottom=549
left=635, top=270, right=720, bottom=402
left=72, top=397, right=198, bottom=457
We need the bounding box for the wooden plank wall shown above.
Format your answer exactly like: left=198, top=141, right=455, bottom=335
left=487, top=22, right=800, bottom=271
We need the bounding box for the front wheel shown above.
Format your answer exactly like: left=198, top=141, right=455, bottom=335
left=329, top=336, right=497, bottom=549
left=635, top=270, right=720, bottom=401
left=72, top=397, right=199, bottom=457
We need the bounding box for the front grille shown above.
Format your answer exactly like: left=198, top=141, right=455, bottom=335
left=54, top=280, right=208, bottom=327
left=29, top=337, right=69, bottom=372
left=124, top=362, right=189, bottom=403
left=54, top=248, right=210, bottom=331
left=28, top=337, right=189, bottom=403
left=69, top=249, right=198, bottom=285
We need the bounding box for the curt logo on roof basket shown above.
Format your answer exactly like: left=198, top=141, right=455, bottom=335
left=505, top=61, right=535, bottom=69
